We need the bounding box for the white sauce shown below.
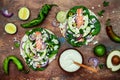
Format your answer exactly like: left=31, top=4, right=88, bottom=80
left=59, top=49, right=83, bottom=72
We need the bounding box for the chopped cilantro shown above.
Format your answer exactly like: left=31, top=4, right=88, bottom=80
left=14, top=41, right=20, bottom=48
left=99, top=64, right=104, bottom=69
left=97, top=10, right=105, bottom=17
left=103, top=1, right=109, bottom=7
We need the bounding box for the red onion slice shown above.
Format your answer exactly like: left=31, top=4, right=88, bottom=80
left=76, top=34, right=83, bottom=41
left=41, top=58, right=49, bottom=68
left=1, top=9, right=13, bottom=18
left=88, top=57, right=99, bottom=67
left=42, top=42, right=46, bottom=50
left=52, top=19, right=60, bottom=27
left=29, top=34, right=36, bottom=41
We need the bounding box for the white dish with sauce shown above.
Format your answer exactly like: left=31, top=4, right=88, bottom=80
left=59, top=49, right=83, bottom=72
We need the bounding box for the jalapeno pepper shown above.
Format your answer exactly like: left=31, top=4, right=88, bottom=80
left=106, top=25, right=120, bottom=43
left=3, top=55, right=23, bottom=74
left=21, top=4, right=57, bottom=28
left=106, top=19, right=120, bottom=43
left=67, top=5, right=90, bottom=18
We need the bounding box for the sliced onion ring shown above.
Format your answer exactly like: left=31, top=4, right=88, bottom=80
left=1, top=9, right=13, bottom=18
left=42, top=42, right=46, bottom=50
left=52, top=19, right=60, bottom=27
left=29, top=34, right=36, bottom=41
left=88, top=57, right=99, bottom=67
left=41, top=58, right=49, bottom=68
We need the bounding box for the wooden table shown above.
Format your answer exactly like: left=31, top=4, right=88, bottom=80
left=0, top=0, right=120, bottom=80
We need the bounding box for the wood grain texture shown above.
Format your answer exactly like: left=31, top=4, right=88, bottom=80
left=0, top=0, right=120, bottom=80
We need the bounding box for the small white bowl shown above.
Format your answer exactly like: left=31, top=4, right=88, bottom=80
left=59, top=48, right=83, bottom=72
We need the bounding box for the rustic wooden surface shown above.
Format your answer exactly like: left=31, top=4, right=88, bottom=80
left=0, top=0, right=120, bottom=80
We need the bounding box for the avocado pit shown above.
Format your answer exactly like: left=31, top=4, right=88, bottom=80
left=112, top=55, right=120, bottom=65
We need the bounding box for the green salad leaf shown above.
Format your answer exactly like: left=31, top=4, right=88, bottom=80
left=103, top=1, right=109, bottom=7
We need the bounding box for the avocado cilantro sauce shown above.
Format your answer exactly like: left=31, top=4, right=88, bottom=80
left=58, top=6, right=101, bottom=47
left=20, top=28, right=60, bottom=70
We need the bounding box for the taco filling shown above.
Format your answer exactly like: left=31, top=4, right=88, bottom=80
left=20, top=28, right=60, bottom=70
left=58, top=6, right=101, bottom=47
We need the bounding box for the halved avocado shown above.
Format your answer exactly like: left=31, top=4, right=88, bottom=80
left=106, top=50, right=120, bottom=72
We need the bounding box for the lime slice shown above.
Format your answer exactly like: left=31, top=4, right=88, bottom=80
left=18, top=7, right=30, bottom=20
left=5, top=23, right=17, bottom=34
left=56, top=11, right=67, bottom=23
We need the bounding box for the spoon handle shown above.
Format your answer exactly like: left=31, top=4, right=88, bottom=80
left=74, top=61, right=98, bottom=73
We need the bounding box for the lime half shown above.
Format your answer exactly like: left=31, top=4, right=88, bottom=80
left=56, top=11, right=67, bottom=23
left=5, top=23, right=17, bottom=34
left=18, top=7, right=30, bottom=20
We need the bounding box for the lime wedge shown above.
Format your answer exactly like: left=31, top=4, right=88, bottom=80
left=5, top=23, right=17, bottom=34
left=18, top=7, right=30, bottom=20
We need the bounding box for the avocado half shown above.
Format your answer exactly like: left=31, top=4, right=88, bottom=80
left=107, top=50, right=120, bottom=72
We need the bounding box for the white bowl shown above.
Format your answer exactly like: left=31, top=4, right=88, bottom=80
left=59, top=49, right=83, bottom=72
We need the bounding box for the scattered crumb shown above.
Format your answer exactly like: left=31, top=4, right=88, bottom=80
left=98, top=4, right=101, bottom=7
left=93, top=41, right=98, bottom=45
left=112, top=11, right=115, bottom=14
left=13, top=37, right=17, bottom=41
left=11, top=47, right=14, bottom=50
left=92, top=7, right=95, bottom=9
left=101, top=16, right=104, bottom=18
left=3, top=33, right=6, bottom=35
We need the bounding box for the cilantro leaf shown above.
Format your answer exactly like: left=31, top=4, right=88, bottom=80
left=99, top=64, right=104, bottom=69
left=97, top=10, right=105, bottom=17
left=103, top=1, right=109, bottom=7
left=14, top=41, right=20, bottom=48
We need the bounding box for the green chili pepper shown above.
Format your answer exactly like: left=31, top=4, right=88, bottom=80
left=106, top=19, right=120, bottom=43
left=106, top=25, right=120, bottom=43
left=21, top=4, right=57, bottom=28
left=3, top=55, right=23, bottom=74
left=67, top=5, right=90, bottom=18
